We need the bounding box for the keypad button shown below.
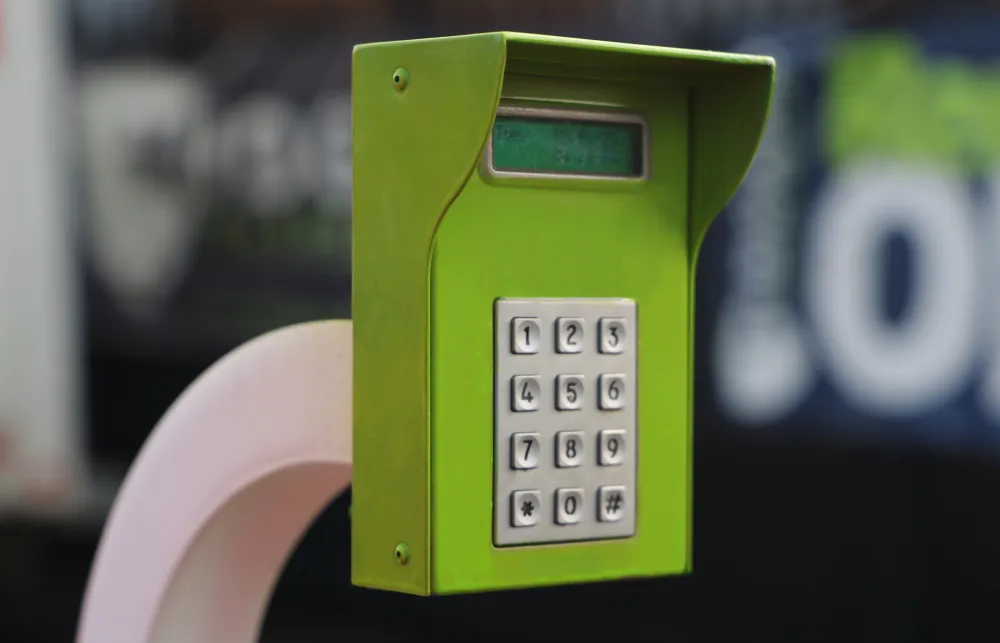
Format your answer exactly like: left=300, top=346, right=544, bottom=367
left=511, top=490, right=541, bottom=527
left=598, top=429, right=626, bottom=466
left=598, top=374, right=626, bottom=410
left=555, top=431, right=584, bottom=468
left=555, top=488, right=584, bottom=525
left=511, top=375, right=541, bottom=411
left=556, top=374, right=585, bottom=411
left=599, top=318, right=627, bottom=354
left=511, top=317, right=541, bottom=354
left=556, top=317, right=585, bottom=353
left=597, top=486, right=626, bottom=523
left=511, top=433, right=541, bottom=470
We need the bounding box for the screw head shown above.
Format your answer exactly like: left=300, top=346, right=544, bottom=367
left=394, top=543, right=410, bottom=565
left=392, top=68, right=409, bottom=91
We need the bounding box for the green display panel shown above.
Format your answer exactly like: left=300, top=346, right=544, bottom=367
left=351, top=31, right=775, bottom=596
left=490, top=113, right=645, bottom=177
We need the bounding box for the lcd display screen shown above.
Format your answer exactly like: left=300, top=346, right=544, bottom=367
left=490, top=114, right=645, bottom=178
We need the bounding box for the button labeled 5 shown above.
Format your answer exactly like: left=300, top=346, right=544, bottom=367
left=556, top=374, right=584, bottom=410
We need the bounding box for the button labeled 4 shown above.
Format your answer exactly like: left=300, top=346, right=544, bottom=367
left=511, top=375, right=541, bottom=411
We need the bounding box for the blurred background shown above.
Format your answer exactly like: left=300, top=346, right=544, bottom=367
left=2, top=0, right=1000, bottom=640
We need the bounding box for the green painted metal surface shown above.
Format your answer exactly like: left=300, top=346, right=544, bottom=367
left=352, top=31, right=774, bottom=596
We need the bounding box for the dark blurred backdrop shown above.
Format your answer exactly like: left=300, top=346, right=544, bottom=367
left=3, top=0, right=1000, bottom=640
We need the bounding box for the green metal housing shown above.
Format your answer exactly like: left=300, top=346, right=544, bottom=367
left=352, top=32, right=774, bottom=595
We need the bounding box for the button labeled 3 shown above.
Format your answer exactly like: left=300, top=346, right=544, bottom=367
left=599, top=317, right=627, bottom=354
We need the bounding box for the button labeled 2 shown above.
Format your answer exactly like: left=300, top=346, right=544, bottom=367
left=556, top=317, right=584, bottom=353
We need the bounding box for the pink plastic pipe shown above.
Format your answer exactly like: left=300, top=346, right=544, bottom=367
left=76, top=320, right=354, bottom=642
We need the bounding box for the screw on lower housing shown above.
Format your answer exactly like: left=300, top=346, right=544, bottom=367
left=394, top=543, right=410, bottom=565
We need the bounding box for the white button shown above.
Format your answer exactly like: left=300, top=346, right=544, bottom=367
left=555, top=488, right=584, bottom=525
left=511, top=375, right=541, bottom=411
left=511, top=490, right=541, bottom=527
left=599, top=318, right=627, bottom=354
left=598, top=374, right=626, bottom=410
left=510, top=433, right=540, bottom=470
left=598, top=429, right=625, bottom=466
left=555, top=374, right=584, bottom=411
left=555, top=431, right=584, bottom=468
left=597, top=485, right=626, bottom=523
left=556, top=317, right=585, bottom=353
left=511, top=317, right=541, bottom=354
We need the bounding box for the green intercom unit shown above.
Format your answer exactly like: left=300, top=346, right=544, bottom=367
left=351, top=32, right=774, bottom=596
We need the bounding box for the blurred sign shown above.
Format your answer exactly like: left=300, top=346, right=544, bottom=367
left=704, top=20, right=1000, bottom=449
left=74, top=17, right=361, bottom=355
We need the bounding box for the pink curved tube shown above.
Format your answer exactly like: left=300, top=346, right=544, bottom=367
left=76, top=320, right=354, bottom=642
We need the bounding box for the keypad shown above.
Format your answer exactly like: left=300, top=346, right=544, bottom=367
left=494, top=298, right=637, bottom=547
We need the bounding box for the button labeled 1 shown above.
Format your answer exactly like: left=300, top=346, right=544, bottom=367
left=511, top=317, right=541, bottom=354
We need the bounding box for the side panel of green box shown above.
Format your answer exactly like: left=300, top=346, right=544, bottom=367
left=429, top=73, right=690, bottom=593
left=351, top=34, right=504, bottom=594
